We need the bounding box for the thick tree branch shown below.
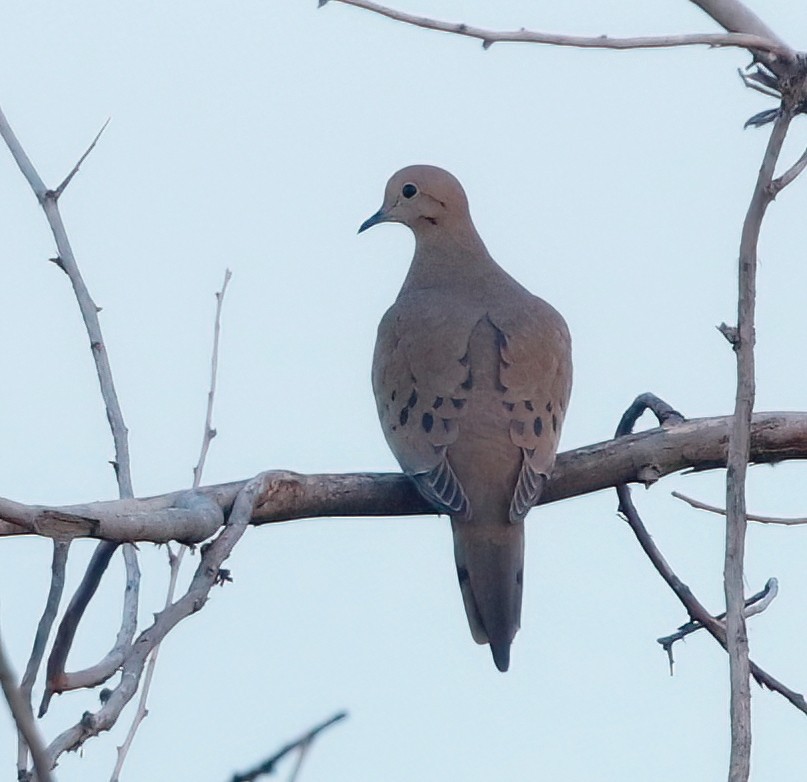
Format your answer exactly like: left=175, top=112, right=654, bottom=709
left=687, top=0, right=792, bottom=72
left=687, top=0, right=787, bottom=43
left=321, top=0, right=794, bottom=60
left=0, top=411, right=805, bottom=542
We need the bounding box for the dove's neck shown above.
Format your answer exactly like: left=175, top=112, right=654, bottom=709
left=403, top=221, right=501, bottom=292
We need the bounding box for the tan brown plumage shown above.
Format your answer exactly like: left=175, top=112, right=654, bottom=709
left=360, top=165, right=572, bottom=671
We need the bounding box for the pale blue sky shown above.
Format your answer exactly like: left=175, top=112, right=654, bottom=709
left=2, top=1, right=807, bottom=779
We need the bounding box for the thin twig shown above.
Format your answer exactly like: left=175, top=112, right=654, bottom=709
left=673, top=491, right=807, bottom=525
left=0, top=104, right=133, bottom=497
left=725, top=105, right=792, bottom=782
left=54, top=118, right=111, bottom=198
left=770, top=145, right=807, bottom=197
left=193, top=269, right=232, bottom=489
left=0, top=633, right=53, bottom=782
left=110, top=545, right=181, bottom=782
left=17, top=540, right=69, bottom=775
left=321, top=0, right=792, bottom=58
left=657, top=578, right=778, bottom=664
left=286, top=742, right=311, bottom=782
left=112, top=271, right=232, bottom=780
left=230, top=711, right=348, bottom=782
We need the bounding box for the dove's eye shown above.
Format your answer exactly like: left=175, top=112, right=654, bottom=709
left=402, top=183, right=418, bottom=199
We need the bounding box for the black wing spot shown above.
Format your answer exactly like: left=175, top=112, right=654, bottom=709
left=433, top=396, right=444, bottom=409
left=545, top=401, right=553, bottom=412
left=451, top=398, right=466, bottom=410
left=460, top=369, right=473, bottom=390
left=552, top=413, right=558, bottom=433
left=407, top=389, right=418, bottom=409
left=503, top=401, right=515, bottom=412
left=459, top=352, right=470, bottom=367
left=399, top=407, right=409, bottom=426
left=516, top=568, right=524, bottom=586
left=391, top=390, right=397, bottom=401
left=457, top=566, right=470, bottom=584
left=524, top=400, right=534, bottom=412
left=533, top=416, right=543, bottom=437
left=422, top=412, right=434, bottom=433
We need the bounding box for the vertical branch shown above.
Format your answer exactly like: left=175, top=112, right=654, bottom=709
left=0, top=633, right=53, bottom=782
left=39, top=199, right=133, bottom=497
left=0, top=106, right=132, bottom=497
left=110, top=269, right=233, bottom=782
left=0, top=108, right=142, bottom=752
left=725, top=106, right=792, bottom=782
left=193, top=268, right=232, bottom=489
left=17, top=540, right=70, bottom=775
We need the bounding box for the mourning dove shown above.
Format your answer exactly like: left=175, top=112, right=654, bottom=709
left=360, top=165, right=572, bottom=672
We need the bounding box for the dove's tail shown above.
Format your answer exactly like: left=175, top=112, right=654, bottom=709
left=451, top=519, right=524, bottom=672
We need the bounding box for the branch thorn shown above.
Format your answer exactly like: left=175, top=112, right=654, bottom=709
left=54, top=118, right=111, bottom=198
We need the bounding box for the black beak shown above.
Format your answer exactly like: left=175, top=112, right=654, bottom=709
left=358, top=208, right=387, bottom=234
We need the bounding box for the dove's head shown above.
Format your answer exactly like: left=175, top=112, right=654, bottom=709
left=359, top=165, right=471, bottom=235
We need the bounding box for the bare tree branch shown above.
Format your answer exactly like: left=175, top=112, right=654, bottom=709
left=613, top=398, right=807, bottom=718
left=0, top=105, right=132, bottom=497
left=321, top=0, right=793, bottom=59
left=657, top=578, right=778, bottom=663
left=687, top=0, right=792, bottom=71
left=53, top=118, right=110, bottom=198
left=0, top=492, right=224, bottom=543
left=193, top=269, right=232, bottom=489
left=673, top=491, right=807, bottom=525
left=1, top=410, right=807, bottom=542
left=770, top=145, right=807, bottom=196
left=112, top=269, right=233, bottom=781
left=687, top=0, right=788, bottom=43
left=44, top=473, right=265, bottom=764
left=725, top=105, right=793, bottom=782
left=0, top=103, right=144, bottom=740
left=230, top=711, right=348, bottom=782
left=17, top=540, right=69, bottom=775
left=41, top=546, right=140, bottom=705
left=109, top=545, right=177, bottom=782
left=39, top=541, right=117, bottom=716
left=0, top=633, right=53, bottom=782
